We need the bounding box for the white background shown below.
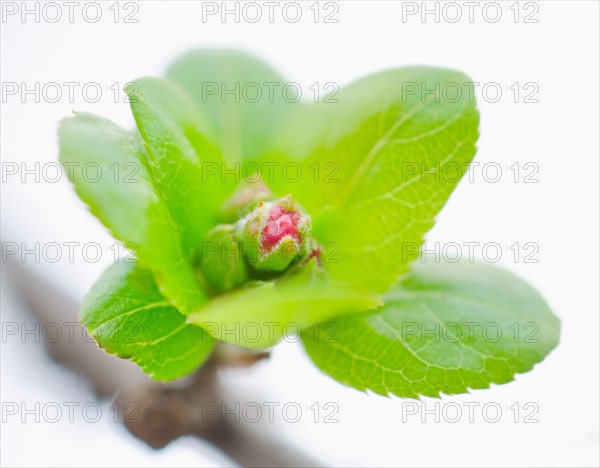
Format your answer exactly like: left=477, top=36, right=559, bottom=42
left=1, top=1, right=599, bottom=466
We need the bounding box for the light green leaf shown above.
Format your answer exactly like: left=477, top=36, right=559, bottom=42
left=167, top=49, right=292, bottom=164
left=303, top=260, right=560, bottom=399
left=269, top=67, right=480, bottom=294
left=81, top=261, right=215, bottom=381
left=188, top=260, right=382, bottom=348
left=59, top=113, right=205, bottom=314
left=201, top=224, right=249, bottom=294
left=127, top=77, right=230, bottom=258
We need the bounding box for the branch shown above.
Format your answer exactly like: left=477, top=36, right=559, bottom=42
left=4, top=254, right=320, bottom=467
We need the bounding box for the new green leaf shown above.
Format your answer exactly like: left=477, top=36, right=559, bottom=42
left=59, top=113, right=206, bottom=314
left=81, top=261, right=215, bottom=381
left=167, top=49, right=292, bottom=164
left=303, top=260, right=560, bottom=398
left=127, top=77, right=231, bottom=258
left=269, top=67, right=480, bottom=294
left=189, top=259, right=382, bottom=348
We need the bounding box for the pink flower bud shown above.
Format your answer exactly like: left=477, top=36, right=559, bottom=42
left=235, top=195, right=311, bottom=272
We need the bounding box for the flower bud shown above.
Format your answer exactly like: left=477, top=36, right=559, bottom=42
left=220, top=181, right=272, bottom=223
left=235, top=195, right=311, bottom=272
left=201, top=224, right=248, bottom=293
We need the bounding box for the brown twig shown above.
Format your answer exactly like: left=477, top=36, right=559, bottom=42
left=4, top=253, right=321, bottom=467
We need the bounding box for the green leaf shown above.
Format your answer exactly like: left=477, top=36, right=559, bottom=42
left=167, top=49, right=292, bottom=164
left=269, top=67, right=480, bottom=294
left=59, top=113, right=206, bottom=314
left=303, top=260, right=560, bottom=399
left=201, top=224, right=249, bottom=294
left=127, top=77, right=230, bottom=257
left=81, top=261, right=215, bottom=381
left=188, top=260, right=382, bottom=348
